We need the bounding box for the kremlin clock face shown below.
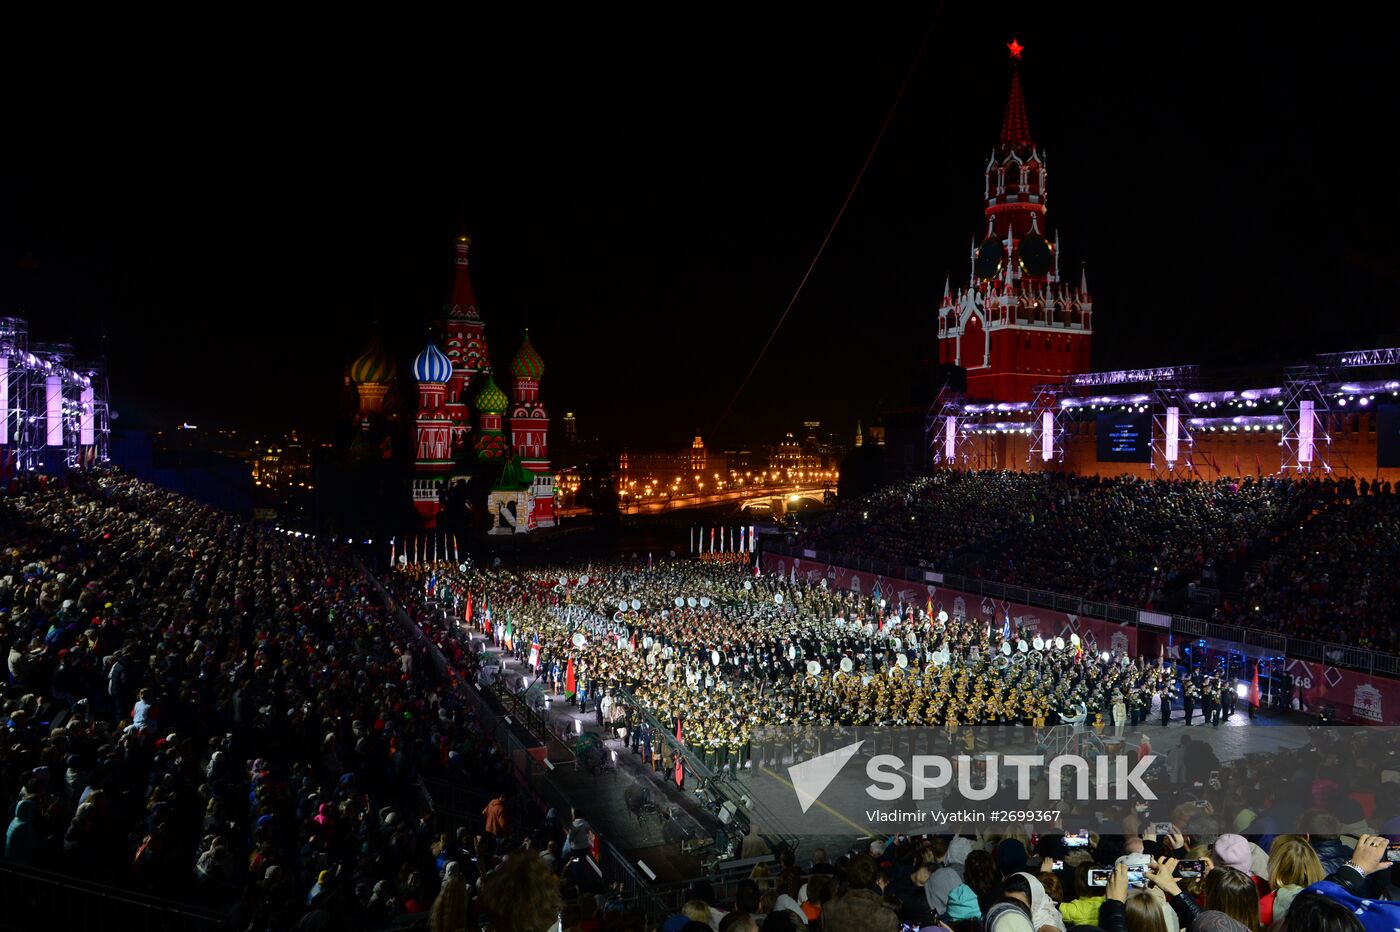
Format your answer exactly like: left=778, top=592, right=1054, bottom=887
left=1017, top=233, right=1052, bottom=277
left=975, top=238, right=1003, bottom=280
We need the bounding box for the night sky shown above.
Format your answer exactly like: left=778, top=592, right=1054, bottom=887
left=3, top=9, right=1396, bottom=449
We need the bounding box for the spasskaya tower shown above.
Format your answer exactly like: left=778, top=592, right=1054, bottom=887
left=937, top=39, right=1093, bottom=402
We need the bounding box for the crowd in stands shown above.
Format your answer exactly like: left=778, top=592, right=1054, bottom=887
left=799, top=472, right=1397, bottom=649
left=662, top=726, right=1400, bottom=932
left=0, top=471, right=577, bottom=932
left=1226, top=490, right=1400, bottom=653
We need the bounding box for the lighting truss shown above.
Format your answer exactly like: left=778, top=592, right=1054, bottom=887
left=1066, top=365, right=1199, bottom=389
left=1315, top=347, right=1400, bottom=369
left=1026, top=382, right=1067, bottom=468
left=1148, top=367, right=1198, bottom=479
left=927, top=392, right=985, bottom=470
left=1279, top=365, right=1332, bottom=475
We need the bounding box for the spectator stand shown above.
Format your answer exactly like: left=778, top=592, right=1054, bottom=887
left=368, top=570, right=675, bottom=923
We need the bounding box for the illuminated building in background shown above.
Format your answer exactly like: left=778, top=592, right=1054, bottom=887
left=349, top=337, right=398, bottom=429
left=250, top=430, right=314, bottom=494
left=936, top=41, right=1093, bottom=403
left=411, top=235, right=554, bottom=531
left=508, top=331, right=554, bottom=527
left=617, top=430, right=839, bottom=507
left=411, top=339, right=455, bottom=519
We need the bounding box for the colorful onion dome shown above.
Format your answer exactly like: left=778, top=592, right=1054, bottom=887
left=412, top=340, right=453, bottom=383
left=511, top=330, right=545, bottom=380
left=350, top=337, right=397, bottom=385
left=473, top=372, right=508, bottom=414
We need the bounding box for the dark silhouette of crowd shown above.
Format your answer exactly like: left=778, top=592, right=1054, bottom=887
left=0, top=470, right=561, bottom=931
left=662, top=728, right=1400, bottom=932
left=799, top=471, right=1397, bottom=649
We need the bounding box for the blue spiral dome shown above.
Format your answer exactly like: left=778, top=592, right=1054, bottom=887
left=412, top=341, right=454, bottom=383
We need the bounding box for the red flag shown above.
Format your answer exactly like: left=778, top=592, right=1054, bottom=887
left=674, top=716, right=685, bottom=787
left=565, top=656, right=577, bottom=695
left=464, top=594, right=473, bottom=624
left=1249, top=663, right=1261, bottom=708
left=630, top=630, right=637, bottom=652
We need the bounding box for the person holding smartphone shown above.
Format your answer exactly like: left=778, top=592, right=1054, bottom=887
left=1146, top=858, right=1261, bottom=931
left=1096, top=863, right=1167, bottom=932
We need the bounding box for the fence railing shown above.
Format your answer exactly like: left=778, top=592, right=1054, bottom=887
left=763, top=541, right=1400, bottom=678
left=0, top=861, right=227, bottom=932
left=369, top=570, right=674, bottom=923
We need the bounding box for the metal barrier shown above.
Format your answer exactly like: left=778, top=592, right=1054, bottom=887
left=0, top=861, right=227, bottom=932
left=371, top=571, right=674, bottom=923
left=765, top=541, right=1400, bottom=678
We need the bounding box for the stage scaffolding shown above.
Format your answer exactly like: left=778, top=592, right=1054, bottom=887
left=1279, top=364, right=1332, bottom=475
left=1026, top=382, right=1067, bottom=468
left=0, top=318, right=110, bottom=474
left=1147, top=366, right=1198, bottom=479
left=927, top=393, right=988, bottom=470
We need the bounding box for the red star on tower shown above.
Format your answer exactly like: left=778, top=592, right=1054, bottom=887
left=1007, top=38, right=1025, bottom=60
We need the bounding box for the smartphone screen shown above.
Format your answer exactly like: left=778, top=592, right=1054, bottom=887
left=1386, top=843, right=1400, bottom=864
left=1088, top=868, right=1112, bottom=887
left=1176, top=859, right=1207, bottom=879
left=1126, top=865, right=1146, bottom=887
left=1064, top=831, right=1090, bottom=848
left=1151, top=821, right=1176, bottom=836
left=1051, top=859, right=1064, bottom=871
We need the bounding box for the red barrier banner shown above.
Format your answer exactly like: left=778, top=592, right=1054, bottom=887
left=1283, top=658, right=1400, bottom=724
left=760, top=552, right=1137, bottom=658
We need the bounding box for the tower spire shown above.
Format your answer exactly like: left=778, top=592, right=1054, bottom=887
left=449, top=234, right=479, bottom=319
left=999, top=43, right=1033, bottom=151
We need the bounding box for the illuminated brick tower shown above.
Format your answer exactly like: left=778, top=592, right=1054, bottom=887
left=411, top=339, right=455, bottom=524
left=441, top=235, right=488, bottom=454
left=937, top=40, right=1093, bottom=402
left=509, top=331, right=554, bottom=526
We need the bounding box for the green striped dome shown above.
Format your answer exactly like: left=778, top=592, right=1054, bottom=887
left=350, top=337, right=397, bottom=384
left=511, top=331, right=544, bottom=380
left=473, top=372, right=508, bottom=414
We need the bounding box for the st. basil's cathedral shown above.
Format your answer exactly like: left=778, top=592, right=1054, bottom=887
left=346, top=235, right=554, bottom=534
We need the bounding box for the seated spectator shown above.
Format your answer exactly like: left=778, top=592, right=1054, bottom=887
left=823, top=854, right=898, bottom=932
left=1260, top=835, right=1325, bottom=926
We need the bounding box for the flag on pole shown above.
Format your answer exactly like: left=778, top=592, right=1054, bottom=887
left=565, top=656, right=577, bottom=696
left=749, top=524, right=756, bottom=553
left=464, top=593, right=473, bottom=624
left=690, top=526, right=695, bottom=554
left=503, top=617, right=514, bottom=652
left=1001, top=613, right=1011, bottom=642
left=529, top=634, right=540, bottom=672
left=927, top=594, right=933, bottom=623
left=1249, top=662, right=1261, bottom=708
left=453, top=534, right=460, bottom=563
left=710, top=527, right=715, bottom=552
left=674, top=716, right=685, bottom=787
left=389, top=538, right=395, bottom=566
